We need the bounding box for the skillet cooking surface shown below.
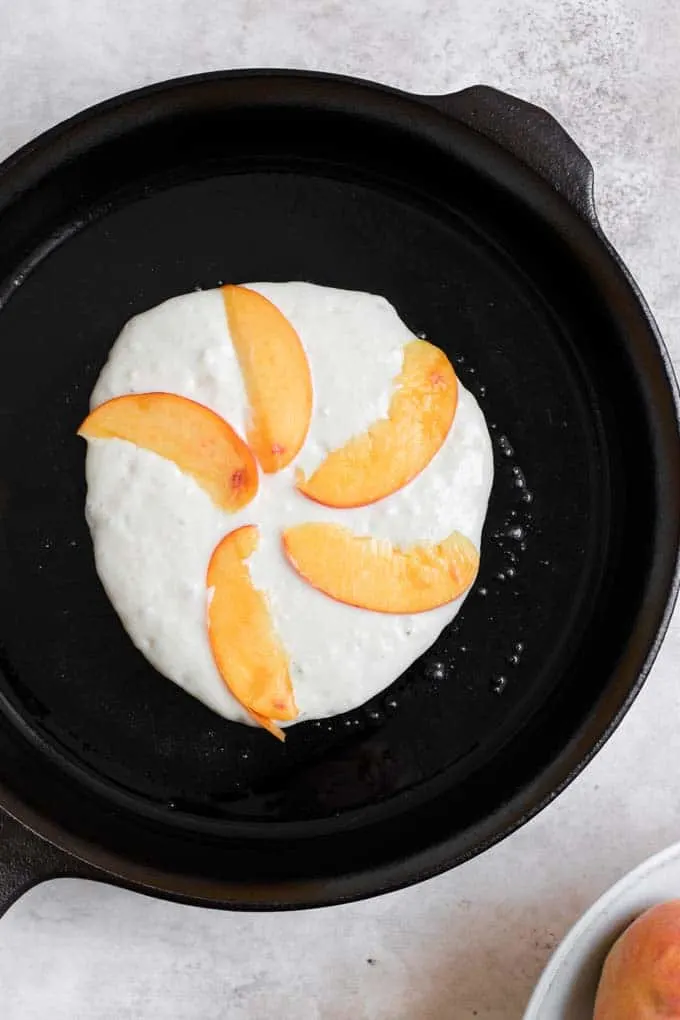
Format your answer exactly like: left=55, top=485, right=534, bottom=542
left=0, top=171, right=603, bottom=816
left=0, top=73, right=676, bottom=904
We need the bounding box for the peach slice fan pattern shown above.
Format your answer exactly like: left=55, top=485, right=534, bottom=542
left=79, top=285, right=480, bottom=739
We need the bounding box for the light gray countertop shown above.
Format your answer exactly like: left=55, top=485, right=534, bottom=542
left=1, top=1, right=679, bottom=1017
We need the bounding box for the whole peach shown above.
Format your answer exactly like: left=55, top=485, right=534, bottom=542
left=594, top=901, right=680, bottom=1018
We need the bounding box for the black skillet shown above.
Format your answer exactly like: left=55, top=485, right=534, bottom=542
left=0, top=71, right=678, bottom=914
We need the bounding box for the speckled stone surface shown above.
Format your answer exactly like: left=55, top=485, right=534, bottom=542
left=1, top=1, right=679, bottom=1017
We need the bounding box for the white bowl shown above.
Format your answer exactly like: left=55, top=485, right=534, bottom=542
left=524, top=840, right=680, bottom=1018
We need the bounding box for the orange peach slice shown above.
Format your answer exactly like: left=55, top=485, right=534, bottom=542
left=296, top=340, right=457, bottom=508
left=282, top=523, right=479, bottom=614
left=207, top=525, right=297, bottom=740
left=79, top=393, right=258, bottom=512
left=248, top=711, right=287, bottom=742
left=222, top=285, right=312, bottom=473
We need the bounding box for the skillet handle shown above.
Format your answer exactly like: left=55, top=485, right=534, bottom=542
left=424, top=85, right=598, bottom=225
left=0, top=806, right=101, bottom=918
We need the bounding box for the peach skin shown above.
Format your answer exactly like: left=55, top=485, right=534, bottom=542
left=594, top=901, right=680, bottom=1019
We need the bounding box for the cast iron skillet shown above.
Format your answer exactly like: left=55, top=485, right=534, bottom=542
left=0, top=71, right=678, bottom=915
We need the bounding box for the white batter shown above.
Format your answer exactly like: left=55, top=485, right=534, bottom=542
left=84, top=283, right=494, bottom=727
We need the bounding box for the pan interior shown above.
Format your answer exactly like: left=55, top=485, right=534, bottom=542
left=0, top=96, right=652, bottom=842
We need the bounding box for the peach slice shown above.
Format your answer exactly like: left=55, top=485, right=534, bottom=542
left=296, top=339, right=457, bottom=508
left=282, top=523, right=479, bottom=614
left=222, top=285, right=313, bottom=473
left=207, top=525, right=297, bottom=739
left=78, top=393, right=258, bottom=512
